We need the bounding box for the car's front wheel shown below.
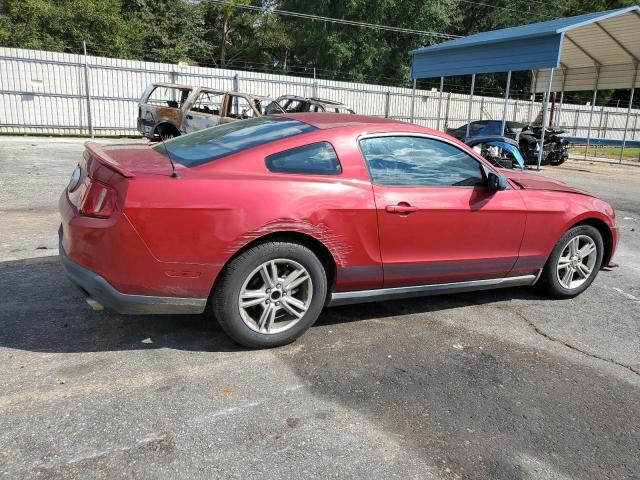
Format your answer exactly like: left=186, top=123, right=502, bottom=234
left=538, top=224, right=603, bottom=298
left=213, top=241, right=327, bottom=348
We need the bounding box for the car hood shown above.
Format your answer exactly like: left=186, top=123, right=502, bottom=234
left=501, top=170, right=595, bottom=197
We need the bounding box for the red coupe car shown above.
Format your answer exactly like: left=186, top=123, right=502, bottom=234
left=59, top=114, right=618, bottom=348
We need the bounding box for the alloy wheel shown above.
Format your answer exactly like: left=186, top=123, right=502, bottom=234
left=556, top=235, right=597, bottom=290
left=238, top=259, right=313, bottom=334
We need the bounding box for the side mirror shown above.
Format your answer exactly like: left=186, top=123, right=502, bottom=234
left=487, top=172, right=508, bottom=191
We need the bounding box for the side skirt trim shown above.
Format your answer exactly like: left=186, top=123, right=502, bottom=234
left=328, top=275, right=537, bottom=307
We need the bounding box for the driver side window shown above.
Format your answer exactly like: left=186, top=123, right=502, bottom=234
left=360, top=136, right=485, bottom=187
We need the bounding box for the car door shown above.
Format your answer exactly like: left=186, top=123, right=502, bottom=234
left=181, top=90, right=224, bottom=133
left=359, top=134, right=527, bottom=288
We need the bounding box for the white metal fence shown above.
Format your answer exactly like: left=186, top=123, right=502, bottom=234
left=1, top=47, right=639, bottom=140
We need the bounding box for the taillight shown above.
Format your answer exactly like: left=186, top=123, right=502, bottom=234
left=81, top=181, right=117, bottom=218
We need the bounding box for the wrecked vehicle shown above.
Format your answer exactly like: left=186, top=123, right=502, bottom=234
left=518, top=125, right=569, bottom=166
left=447, top=120, right=524, bottom=140
left=265, top=95, right=356, bottom=114
left=447, top=120, right=569, bottom=167
left=137, top=82, right=282, bottom=140
left=464, top=136, right=525, bottom=170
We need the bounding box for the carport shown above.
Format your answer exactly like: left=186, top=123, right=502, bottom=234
left=410, top=6, right=640, bottom=168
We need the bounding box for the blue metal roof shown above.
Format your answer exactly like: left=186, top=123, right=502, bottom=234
left=411, top=6, right=640, bottom=79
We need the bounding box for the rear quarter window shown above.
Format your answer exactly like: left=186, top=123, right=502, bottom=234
left=145, top=86, right=191, bottom=108
left=265, top=142, right=342, bottom=175
left=153, top=116, right=316, bottom=167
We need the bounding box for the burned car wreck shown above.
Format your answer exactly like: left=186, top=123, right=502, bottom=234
left=265, top=95, right=355, bottom=114
left=137, top=82, right=282, bottom=140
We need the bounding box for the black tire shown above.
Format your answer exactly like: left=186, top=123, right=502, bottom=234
left=213, top=241, right=327, bottom=348
left=156, top=124, right=180, bottom=141
left=537, top=224, right=603, bottom=299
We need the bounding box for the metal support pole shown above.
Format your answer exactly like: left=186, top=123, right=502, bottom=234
left=82, top=41, right=94, bottom=138
left=500, top=71, right=512, bottom=136
left=465, top=73, right=476, bottom=138
left=555, top=68, right=567, bottom=127
left=536, top=68, right=554, bottom=171
left=384, top=91, right=390, bottom=118
left=620, top=62, right=638, bottom=162
left=410, top=78, right=416, bottom=123
left=584, top=67, right=601, bottom=160
left=528, top=70, right=537, bottom=124
left=436, top=76, right=444, bottom=131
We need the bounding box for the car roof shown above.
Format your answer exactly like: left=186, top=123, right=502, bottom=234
left=281, top=113, right=404, bottom=130
left=277, top=95, right=349, bottom=107
left=472, top=120, right=523, bottom=127
left=151, top=82, right=194, bottom=90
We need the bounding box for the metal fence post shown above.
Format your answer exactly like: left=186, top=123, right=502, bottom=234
left=233, top=73, right=239, bottom=91
left=82, top=41, right=94, bottom=138
left=410, top=79, right=416, bottom=123
left=444, top=92, right=451, bottom=130
left=465, top=73, right=476, bottom=138
left=528, top=70, right=537, bottom=124
left=436, top=76, right=444, bottom=131
left=384, top=91, right=390, bottom=118
left=500, top=70, right=512, bottom=136
left=620, top=62, right=638, bottom=162
left=597, top=107, right=605, bottom=139
left=584, top=66, right=601, bottom=160
left=537, top=67, right=554, bottom=170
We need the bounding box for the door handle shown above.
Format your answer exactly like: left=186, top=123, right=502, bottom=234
left=385, top=203, right=418, bottom=214
left=186, top=114, right=193, bottom=119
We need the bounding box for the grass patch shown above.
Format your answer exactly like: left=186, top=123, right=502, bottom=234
left=569, top=146, right=640, bottom=160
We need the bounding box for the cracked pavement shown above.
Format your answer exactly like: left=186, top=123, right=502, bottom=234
left=0, top=138, right=638, bottom=479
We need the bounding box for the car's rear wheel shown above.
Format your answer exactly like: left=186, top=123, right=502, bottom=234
left=213, top=241, right=327, bottom=348
left=156, top=124, right=180, bottom=141
left=538, top=225, right=603, bottom=298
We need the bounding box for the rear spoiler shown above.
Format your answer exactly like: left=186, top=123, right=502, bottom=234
left=84, top=142, right=135, bottom=178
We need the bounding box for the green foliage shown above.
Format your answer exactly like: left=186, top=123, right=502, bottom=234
left=0, top=0, right=636, bottom=104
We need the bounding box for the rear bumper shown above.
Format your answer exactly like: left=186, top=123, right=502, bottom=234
left=60, top=230, right=207, bottom=315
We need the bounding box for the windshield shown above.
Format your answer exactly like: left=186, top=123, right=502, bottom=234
left=153, top=116, right=316, bottom=167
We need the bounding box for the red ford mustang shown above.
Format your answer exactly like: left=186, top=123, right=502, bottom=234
left=60, top=114, right=618, bottom=348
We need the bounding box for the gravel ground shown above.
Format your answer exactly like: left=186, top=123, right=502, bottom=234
left=0, top=137, right=638, bottom=480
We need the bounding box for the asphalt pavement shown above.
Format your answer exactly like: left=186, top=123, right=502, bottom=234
left=0, top=137, right=638, bottom=479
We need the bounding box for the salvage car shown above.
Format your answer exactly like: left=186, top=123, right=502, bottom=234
left=60, top=114, right=618, bottom=348
left=265, top=95, right=355, bottom=114
left=137, top=82, right=281, bottom=140
left=518, top=124, right=570, bottom=166
left=448, top=120, right=569, bottom=166
left=447, top=120, right=525, bottom=140
left=464, top=136, right=525, bottom=170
